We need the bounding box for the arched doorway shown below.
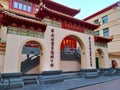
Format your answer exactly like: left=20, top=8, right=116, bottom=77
left=20, top=40, right=42, bottom=74
left=60, top=35, right=85, bottom=72
left=95, top=49, right=104, bottom=68
left=112, top=60, right=117, bottom=68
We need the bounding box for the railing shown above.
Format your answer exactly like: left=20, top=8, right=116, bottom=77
left=21, top=52, right=40, bottom=73
left=61, top=50, right=81, bottom=63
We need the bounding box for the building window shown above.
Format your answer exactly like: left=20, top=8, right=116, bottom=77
left=94, top=31, right=100, bottom=35
left=13, top=2, right=18, bottom=8
left=102, top=15, right=108, bottom=24
left=18, top=3, right=23, bottom=10
left=27, top=6, right=31, bottom=12
left=103, top=28, right=109, bottom=37
left=94, top=19, right=99, bottom=24
left=23, top=4, right=27, bottom=11
left=12, top=0, right=32, bottom=13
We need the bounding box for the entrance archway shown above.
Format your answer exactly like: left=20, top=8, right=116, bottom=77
left=95, top=49, right=104, bottom=68
left=112, top=60, right=117, bottom=68
left=20, top=40, right=42, bottom=74
left=60, top=35, right=85, bottom=72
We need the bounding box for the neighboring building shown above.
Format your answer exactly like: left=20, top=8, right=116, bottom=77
left=84, top=1, right=120, bottom=68
left=0, top=0, right=111, bottom=74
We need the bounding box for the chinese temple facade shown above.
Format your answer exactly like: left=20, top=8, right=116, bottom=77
left=0, top=0, right=112, bottom=74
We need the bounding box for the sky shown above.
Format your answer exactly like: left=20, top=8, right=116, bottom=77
left=53, top=0, right=119, bottom=19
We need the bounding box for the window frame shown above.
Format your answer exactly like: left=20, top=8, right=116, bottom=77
left=102, top=15, right=108, bottom=24
left=23, top=4, right=27, bottom=11
left=103, top=28, right=109, bottom=37
left=12, top=0, right=33, bottom=13
left=94, top=31, right=100, bottom=36
left=94, top=19, right=99, bottom=24
left=13, top=1, right=18, bottom=9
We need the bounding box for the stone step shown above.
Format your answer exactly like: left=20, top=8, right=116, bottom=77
left=0, top=78, right=23, bottom=90
left=40, top=75, right=63, bottom=84
left=0, top=73, right=23, bottom=89
left=62, top=72, right=82, bottom=79
left=23, top=76, right=39, bottom=85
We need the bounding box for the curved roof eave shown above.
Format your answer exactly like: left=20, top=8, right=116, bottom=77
left=36, top=7, right=99, bottom=30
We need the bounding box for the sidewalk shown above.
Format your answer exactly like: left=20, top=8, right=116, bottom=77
left=75, top=79, right=120, bottom=90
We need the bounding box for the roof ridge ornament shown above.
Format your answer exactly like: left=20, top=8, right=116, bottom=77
left=0, top=3, right=4, bottom=11
left=39, top=0, right=43, bottom=6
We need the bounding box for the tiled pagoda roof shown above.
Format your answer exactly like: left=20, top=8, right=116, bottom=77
left=94, top=35, right=112, bottom=43
left=0, top=9, right=47, bottom=32
left=25, top=0, right=80, bottom=16
left=36, top=6, right=99, bottom=30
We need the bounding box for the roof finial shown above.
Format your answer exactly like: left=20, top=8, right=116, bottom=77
left=39, top=0, right=43, bottom=6
left=0, top=3, right=4, bottom=11
left=40, top=0, right=43, bottom=3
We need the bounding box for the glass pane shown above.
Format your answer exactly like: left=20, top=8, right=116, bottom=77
left=102, top=16, right=108, bottom=24
left=103, top=28, right=109, bottom=37
left=23, top=4, right=27, bottom=11
left=94, top=19, right=99, bottom=24
left=19, top=3, right=23, bottom=10
left=27, top=6, right=31, bottom=12
left=94, top=31, right=99, bottom=35
left=14, top=2, right=18, bottom=8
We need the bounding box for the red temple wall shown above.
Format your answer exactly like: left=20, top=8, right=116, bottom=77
left=62, top=22, right=84, bottom=33
left=60, top=36, right=77, bottom=50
